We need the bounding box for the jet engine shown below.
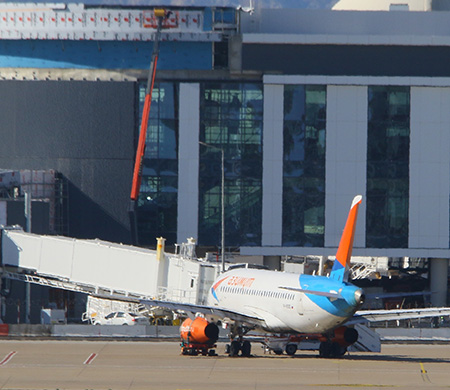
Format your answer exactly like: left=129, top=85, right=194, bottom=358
left=331, top=326, right=359, bottom=347
left=318, top=326, right=359, bottom=358
left=179, top=317, right=219, bottom=354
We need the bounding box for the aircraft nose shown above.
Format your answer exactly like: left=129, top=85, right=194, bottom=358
left=354, top=289, right=365, bottom=306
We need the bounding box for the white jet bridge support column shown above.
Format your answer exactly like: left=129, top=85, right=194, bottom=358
left=156, top=237, right=167, bottom=296
left=429, top=258, right=449, bottom=307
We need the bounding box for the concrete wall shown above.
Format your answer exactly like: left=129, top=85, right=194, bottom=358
left=241, top=8, right=450, bottom=35
left=5, top=324, right=230, bottom=339
left=4, top=324, right=450, bottom=342
left=325, top=85, right=367, bottom=249
left=177, top=83, right=200, bottom=243
left=262, top=84, right=283, bottom=246
left=409, top=87, right=450, bottom=249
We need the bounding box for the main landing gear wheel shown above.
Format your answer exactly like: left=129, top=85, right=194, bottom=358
left=229, top=340, right=241, bottom=357
left=227, top=340, right=252, bottom=357
left=319, top=341, right=347, bottom=358
left=241, top=340, right=251, bottom=357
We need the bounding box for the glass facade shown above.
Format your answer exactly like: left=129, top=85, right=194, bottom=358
left=199, top=82, right=263, bottom=247
left=137, top=82, right=179, bottom=245
left=367, top=86, right=410, bottom=248
left=282, top=85, right=326, bottom=246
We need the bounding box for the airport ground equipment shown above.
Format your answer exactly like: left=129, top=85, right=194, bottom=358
left=179, top=317, right=219, bottom=356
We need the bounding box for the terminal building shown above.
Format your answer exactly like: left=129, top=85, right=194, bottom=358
left=0, top=0, right=449, bottom=318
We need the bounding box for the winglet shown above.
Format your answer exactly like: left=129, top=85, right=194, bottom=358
left=330, top=195, right=362, bottom=282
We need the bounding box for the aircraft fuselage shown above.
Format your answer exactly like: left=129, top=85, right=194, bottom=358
left=208, top=267, right=364, bottom=334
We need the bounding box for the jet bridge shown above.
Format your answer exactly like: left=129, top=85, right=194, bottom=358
left=0, top=228, right=220, bottom=322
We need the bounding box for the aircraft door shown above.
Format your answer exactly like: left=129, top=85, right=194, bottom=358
left=296, top=294, right=312, bottom=316
left=296, top=295, right=304, bottom=315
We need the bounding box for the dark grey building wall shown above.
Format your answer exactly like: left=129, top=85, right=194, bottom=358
left=242, top=44, right=450, bottom=77
left=0, top=80, right=136, bottom=244
left=6, top=200, right=50, bottom=235
left=432, top=0, right=450, bottom=10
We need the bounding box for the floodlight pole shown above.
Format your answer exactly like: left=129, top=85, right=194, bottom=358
left=200, top=141, right=225, bottom=272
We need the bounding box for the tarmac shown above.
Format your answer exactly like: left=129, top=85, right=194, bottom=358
left=0, top=340, right=448, bottom=390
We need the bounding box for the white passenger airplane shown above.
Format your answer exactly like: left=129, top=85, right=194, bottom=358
left=136, top=195, right=450, bottom=357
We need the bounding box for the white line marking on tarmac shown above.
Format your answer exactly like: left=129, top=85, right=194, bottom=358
left=83, top=353, right=98, bottom=365
left=0, top=351, right=17, bottom=366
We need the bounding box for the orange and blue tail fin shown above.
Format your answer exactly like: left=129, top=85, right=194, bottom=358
left=330, top=195, right=362, bottom=282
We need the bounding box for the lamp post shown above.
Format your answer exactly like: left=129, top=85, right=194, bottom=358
left=199, top=141, right=225, bottom=272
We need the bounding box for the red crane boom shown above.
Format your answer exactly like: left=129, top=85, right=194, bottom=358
left=129, top=9, right=168, bottom=245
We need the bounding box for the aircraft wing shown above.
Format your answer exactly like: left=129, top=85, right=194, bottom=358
left=365, top=291, right=433, bottom=300
left=139, top=298, right=266, bottom=327
left=93, top=293, right=265, bottom=327
left=347, top=307, right=450, bottom=325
